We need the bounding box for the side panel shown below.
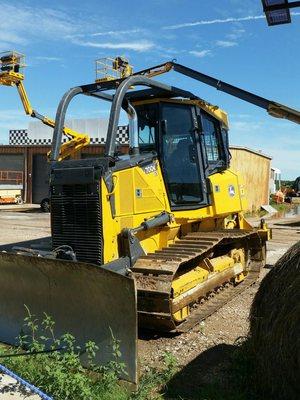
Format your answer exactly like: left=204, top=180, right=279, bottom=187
left=102, top=167, right=248, bottom=262
left=102, top=160, right=171, bottom=261
left=209, top=169, right=244, bottom=215
left=0, top=253, right=138, bottom=384
left=173, top=169, right=246, bottom=222
left=113, top=160, right=168, bottom=217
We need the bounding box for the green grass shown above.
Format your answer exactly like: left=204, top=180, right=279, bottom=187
left=0, top=307, right=178, bottom=400
left=269, top=201, right=291, bottom=212
left=243, top=201, right=292, bottom=218
left=1, top=307, right=274, bottom=400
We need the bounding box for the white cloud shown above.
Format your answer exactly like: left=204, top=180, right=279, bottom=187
left=0, top=3, right=80, bottom=48
left=0, top=32, right=27, bottom=45
left=189, top=50, right=212, bottom=58
left=164, top=15, right=265, bottom=30
left=91, top=29, right=143, bottom=37
left=163, top=12, right=300, bottom=30
left=72, top=39, right=154, bottom=52
left=0, top=4, right=156, bottom=53
left=216, top=40, right=238, bottom=48
left=226, top=28, right=245, bottom=40
left=35, top=56, right=62, bottom=62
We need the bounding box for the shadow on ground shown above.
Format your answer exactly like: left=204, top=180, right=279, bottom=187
left=164, top=342, right=262, bottom=400
left=0, top=237, right=51, bottom=252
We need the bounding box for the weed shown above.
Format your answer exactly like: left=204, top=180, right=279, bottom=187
left=133, top=352, right=178, bottom=400
left=0, top=308, right=129, bottom=400
left=0, top=308, right=179, bottom=400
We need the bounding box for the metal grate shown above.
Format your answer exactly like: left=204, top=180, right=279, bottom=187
left=51, top=183, right=103, bottom=265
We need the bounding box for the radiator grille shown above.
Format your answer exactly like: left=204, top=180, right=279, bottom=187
left=51, top=183, right=103, bottom=265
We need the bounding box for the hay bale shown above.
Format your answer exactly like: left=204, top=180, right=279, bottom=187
left=249, top=241, right=300, bottom=400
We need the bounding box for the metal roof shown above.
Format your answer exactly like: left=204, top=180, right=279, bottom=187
left=229, top=145, right=272, bottom=160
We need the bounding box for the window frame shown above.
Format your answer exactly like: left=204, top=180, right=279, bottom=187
left=158, top=101, right=210, bottom=211
left=136, top=102, right=159, bottom=153
left=197, top=109, right=229, bottom=174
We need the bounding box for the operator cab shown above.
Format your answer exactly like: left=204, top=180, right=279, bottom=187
left=51, top=71, right=231, bottom=211
left=134, top=99, right=230, bottom=209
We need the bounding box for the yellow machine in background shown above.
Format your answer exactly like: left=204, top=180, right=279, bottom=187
left=0, top=51, right=90, bottom=160
left=0, top=54, right=299, bottom=384
left=95, top=56, right=133, bottom=82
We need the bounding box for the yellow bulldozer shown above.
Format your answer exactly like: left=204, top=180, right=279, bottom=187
left=0, top=53, right=299, bottom=384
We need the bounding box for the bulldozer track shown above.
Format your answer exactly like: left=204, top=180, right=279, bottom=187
left=132, top=230, right=263, bottom=332
left=175, top=269, right=259, bottom=332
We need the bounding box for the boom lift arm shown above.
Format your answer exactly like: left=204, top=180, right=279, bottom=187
left=134, top=61, right=300, bottom=125
left=0, top=52, right=90, bottom=160
left=1, top=52, right=299, bottom=162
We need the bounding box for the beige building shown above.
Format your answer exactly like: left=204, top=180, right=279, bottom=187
left=229, top=146, right=272, bottom=212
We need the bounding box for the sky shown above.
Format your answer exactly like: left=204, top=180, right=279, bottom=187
left=0, top=0, right=299, bottom=179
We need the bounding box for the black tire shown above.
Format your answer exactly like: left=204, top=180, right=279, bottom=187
left=16, top=196, right=23, bottom=205
left=40, top=198, right=50, bottom=213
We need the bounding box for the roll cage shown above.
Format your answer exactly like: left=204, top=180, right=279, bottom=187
left=51, top=60, right=300, bottom=162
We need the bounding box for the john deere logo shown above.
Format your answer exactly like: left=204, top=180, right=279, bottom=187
left=228, top=185, right=235, bottom=197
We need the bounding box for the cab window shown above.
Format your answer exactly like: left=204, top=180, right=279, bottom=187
left=202, top=114, right=221, bottom=162
left=160, top=103, right=204, bottom=208
left=200, top=111, right=230, bottom=173
left=136, top=103, right=158, bottom=152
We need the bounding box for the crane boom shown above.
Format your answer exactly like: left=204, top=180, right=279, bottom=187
left=1, top=52, right=299, bottom=163
left=134, top=61, right=300, bottom=125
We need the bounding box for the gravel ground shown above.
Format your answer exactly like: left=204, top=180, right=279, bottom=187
left=0, top=207, right=298, bottom=398
left=0, top=373, right=41, bottom=400
left=138, top=213, right=300, bottom=397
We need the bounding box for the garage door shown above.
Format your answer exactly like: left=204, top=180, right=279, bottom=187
left=32, top=154, right=50, bottom=204
left=0, top=154, right=24, bottom=171
left=0, top=154, right=24, bottom=187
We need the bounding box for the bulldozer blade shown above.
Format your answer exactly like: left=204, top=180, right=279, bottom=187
left=0, top=252, right=138, bottom=384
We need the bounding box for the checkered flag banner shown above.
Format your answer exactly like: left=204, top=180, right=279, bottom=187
left=9, top=126, right=129, bottom=146
left=116, top=125, right=129, bottom=144
left=9, top=130, right=29, bottom=145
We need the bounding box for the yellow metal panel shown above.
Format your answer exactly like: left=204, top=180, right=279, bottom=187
left=173, top=307, right=189, bottom=322
left=101, top=162, right=254, bottom=264
left=172, top=267, right=209, bottom=298
left=119, top=216, right=134, bottom=230
left=117, top=169, right=134, bottom=215
left=171, top=250, right=246, bottom=322
left=113, top=161, right=168, bottom=218
left=102, top=161, right=173, bottom=262
left=209, top=255, right=235, bottom=272
left=133, top=164, right=167, bottom=214
left=172, top=169, right=246, bottom=225
left=209, top=170, right=243, bottom=215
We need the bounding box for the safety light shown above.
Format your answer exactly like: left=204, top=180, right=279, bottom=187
left=261, top=0, right=300, bottom=26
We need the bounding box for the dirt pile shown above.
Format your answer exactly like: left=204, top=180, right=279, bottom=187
left=249, top=241, right=300, bottom=400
